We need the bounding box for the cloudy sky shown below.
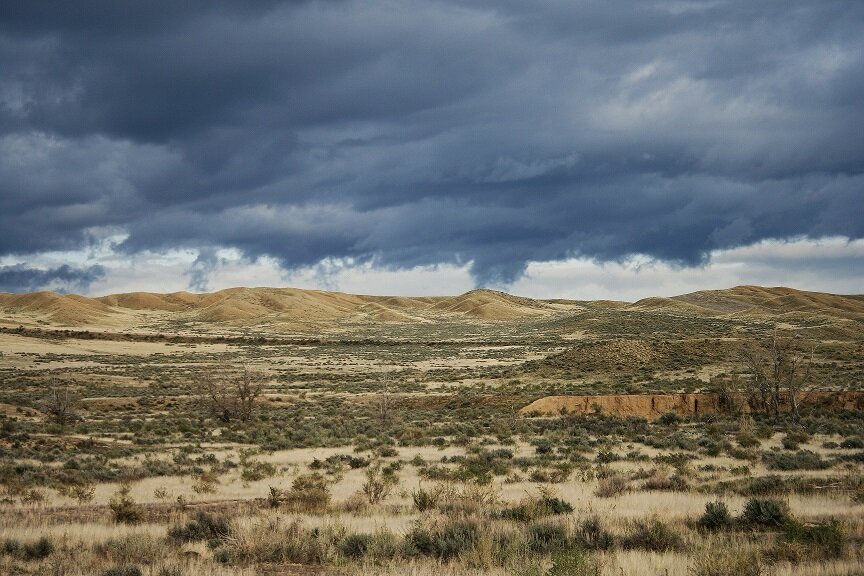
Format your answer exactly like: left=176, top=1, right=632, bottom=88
left=1, top=1, right=862, bottom=300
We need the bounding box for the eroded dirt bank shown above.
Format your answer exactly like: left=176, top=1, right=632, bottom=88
left=520, top=391, right=864, bottom=419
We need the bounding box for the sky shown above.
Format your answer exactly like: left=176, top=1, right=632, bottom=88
left=1, top=1, right=863, bottom=300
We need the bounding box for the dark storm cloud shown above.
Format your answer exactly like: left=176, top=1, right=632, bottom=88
left=1, top=0, right=863, bottom=287
left=0, top=264, right=105, bottom=294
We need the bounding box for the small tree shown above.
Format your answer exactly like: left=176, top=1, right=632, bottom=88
left=362, top=460, right=399, bottom=504
left=42, top=379, right=79, bottom=433
left=739, top=330, right=815, bottom=420
left=201, top=366, right=266, bottom=423
left=59, top=481, right=95, bottom=506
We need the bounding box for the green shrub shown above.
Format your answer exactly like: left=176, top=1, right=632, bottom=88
left=743, top=475, right=789, bottom=496
left=620, top=517, right=684, bottom=552
left=574, top=516, right=614, bottom=551
left=109, top=483, right=144, bottom=524
left=775, top=519, right=846, bottom=560
left=736, top=433, right=760, bottom=448
left=339, top=533, right=372, bottom=559
left=840, top=437, right=863, bottom=449
left=102, top=566, right=143, bottom=576
left=213, top=547, right=233, bottom=564
left=547, top=547, right=604, bottom=576
left=658, top=412, right=681, bottom=425
left=781, top=436, right=799, bottom=450
left=698, top=501, right=732, bottom=531
left=0, top=537, right=54, bottom=561
left=1, top=539, right=21, bottom=557
left=688, top=545, right=763, bottom=576
left=740, top=498, right=791, bottom=528
left=762, top=450, right=829, bottom=471
left=784, top=430, right=810, bottom=444
left=527, top=521, right=569, bottom=553
left=362, top=460, right=399, bottom=504
left=411, top=486, right=440, bottom=512
left=285, top=473, right=330, bottom=512
left=498, top=495, right=573, bottom=522
left=240, top=460, right=276, bottom=482
left=405, top=518, right=480, bottom=561
left=168, top=511, right=231, bottom=545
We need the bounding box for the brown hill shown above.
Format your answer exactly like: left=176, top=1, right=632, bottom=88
left=97, top=291, right=199, bottom=311
left=0, top=291, right=116, bottom=326
left=3, top=284, right=861, bottom=330
left=632, top=285, right=864, bottom=321
left=430, top=289, right=553, bottom=319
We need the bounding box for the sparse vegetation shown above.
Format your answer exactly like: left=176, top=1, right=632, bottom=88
left=1, top=285, right=862, bottom=575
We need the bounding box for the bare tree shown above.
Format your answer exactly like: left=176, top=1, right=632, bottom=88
left=201, top=366, right=266, bottom=423
left=739, top=330, right=815, bottom=420
left=42, top=378, right=78, bottom=432
left=379, top=369, right=392, bottom=426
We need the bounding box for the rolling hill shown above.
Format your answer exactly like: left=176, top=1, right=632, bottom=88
left=1, top=285, right=861, bottom=332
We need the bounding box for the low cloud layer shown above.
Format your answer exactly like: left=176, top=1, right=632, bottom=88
left=0, top=264, right=105, bottom=294
left=1, top=2, right=863, bottom=292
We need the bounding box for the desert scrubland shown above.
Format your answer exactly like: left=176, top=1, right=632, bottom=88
left=0, top=285, right=863, bottom=576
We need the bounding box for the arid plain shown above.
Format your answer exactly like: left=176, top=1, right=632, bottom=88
left=1, top=285, right=863, bottom=576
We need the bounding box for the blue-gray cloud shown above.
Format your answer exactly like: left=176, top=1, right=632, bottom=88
left=1, top=1, right=863, bottom=288
left=0, top=264, right=106, bottom=294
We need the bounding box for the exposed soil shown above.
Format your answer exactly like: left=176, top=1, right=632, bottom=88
left=520, top=391, right=864, bottom=419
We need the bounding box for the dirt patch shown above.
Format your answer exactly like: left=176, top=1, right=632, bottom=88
left=0, top=402, right=43, bottom=421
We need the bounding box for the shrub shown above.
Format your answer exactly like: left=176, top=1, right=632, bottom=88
left=594, top=474, right=629, bottom=498
left=641, top=470, right=689, bottom=492
left=225, top=518, right=343, bottom=565
left=168, top=511, right=231, bottom=545
left=412, top=486, right=440, bottom=512
left=574, top=516, right=614, bottom=551
left=102, top=567, right=143, bottom=576
left=740, top=498, right=791, bottom=528
left=547, top=547, right=605, bottom=576
left=688, top=545, right=763, bottom=576
left=190, top=471, right=219, bottom=494
left=65, top=482, right=96, bottom=505
left=781, top=436, right=799, bottom=450
left=698, top=501, right=733, bottom=531
left=285, top=473, right=330, bottom=512
left=840, top=437, right=864, bottom=449
left=773, top=519, right=846, bottom=561
left=339, top=533, right=372, bottom=559
left=620, top=517, right=684, bottom=552
left=527, top=521, right=569, bottom=553
left=736, top=433, right=760, bottom=448
left=110, top=483, right=144, bottom=524
left=1, top=539, right=21, bottom=557
left=762, top=450, right=829, bottom=471
left=376, top=446, right=399, bottom=458
left=2, top=537, right=55, bottom=561
left=267, top=486, right=285, bottom=508
left=339, top=491, right=370, bottom=514
left=405, top=518, right=480, bottom=561
left=658, top=412, right=681, bottom=425
left=498, top=495, right=573, bottom=522
left=362, top=460, right=399, bottom=504
left=784, top=430, right=810, bottom=444
left=743, top=475, right=789, bottom=496
left=240, top=460, right=276, bottom=482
